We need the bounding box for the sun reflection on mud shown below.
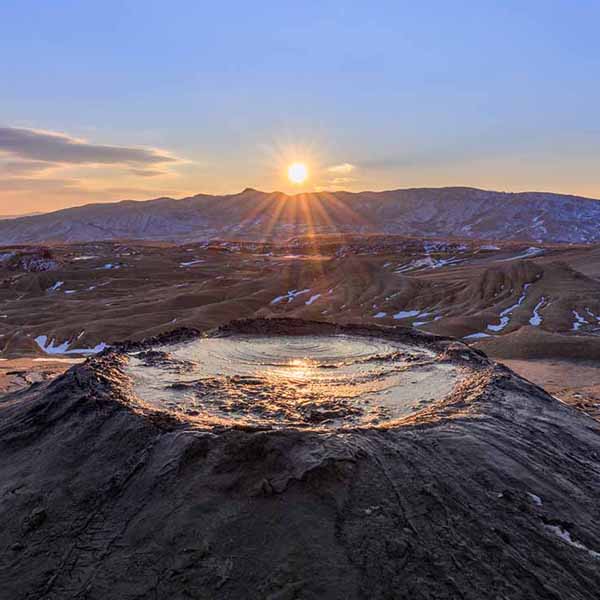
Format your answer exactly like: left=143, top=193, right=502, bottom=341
left=125, top=334, right=462, bottom=429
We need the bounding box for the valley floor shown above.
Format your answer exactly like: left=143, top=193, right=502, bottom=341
left=500, top=358, right=600, bottom=420
left=3, top=235, right=600, bottom=418
left=0, top=358, right=82, bottom=395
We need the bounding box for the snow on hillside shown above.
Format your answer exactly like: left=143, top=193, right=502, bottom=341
left=1, top=187, right=600, bottom=244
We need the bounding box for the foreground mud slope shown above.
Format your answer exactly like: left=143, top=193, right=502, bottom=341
left=1, top=320, right=599, bottom=599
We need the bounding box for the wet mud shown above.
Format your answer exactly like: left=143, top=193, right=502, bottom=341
left=126, top=333, right=460, bottom=428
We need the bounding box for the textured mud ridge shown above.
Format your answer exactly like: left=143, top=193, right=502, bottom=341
left=1, top=319, right=600, bottom=599
left=126, top=334, right=461, bottom=428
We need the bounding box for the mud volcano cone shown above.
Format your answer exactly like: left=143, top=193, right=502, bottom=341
left=1, top=318, right=599, bottom=599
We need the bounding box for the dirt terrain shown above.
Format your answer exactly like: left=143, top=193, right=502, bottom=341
left=0, top=358, right=81, bottom=395
left=1, top=319, right=599, bottom=599
left=2, top=237, right=600, bottom=355
left=500, top=358, right=600, bottom=420
left=2, top=237, right=600, bottom=411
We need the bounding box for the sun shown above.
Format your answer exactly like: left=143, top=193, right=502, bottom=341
left=288, top=162, right=308, bottom=184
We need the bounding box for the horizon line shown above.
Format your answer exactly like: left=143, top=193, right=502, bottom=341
left=2, top=184, right=600, bottom=220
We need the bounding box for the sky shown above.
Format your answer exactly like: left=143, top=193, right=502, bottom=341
left=1, top=0, right=600, bottom=215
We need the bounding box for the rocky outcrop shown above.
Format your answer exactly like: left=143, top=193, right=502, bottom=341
left=5, top=248, right=60, bottom=272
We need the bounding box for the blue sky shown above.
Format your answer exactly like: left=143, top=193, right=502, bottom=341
left=1, top=1, right=600, bottom=214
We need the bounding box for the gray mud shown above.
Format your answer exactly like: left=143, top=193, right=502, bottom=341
left=126, top=334, right=460, bottom=428
left=1, top=319, right=600, bottom=599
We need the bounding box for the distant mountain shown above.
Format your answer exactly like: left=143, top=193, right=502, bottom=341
left=1, top=186, right=600, bottom=244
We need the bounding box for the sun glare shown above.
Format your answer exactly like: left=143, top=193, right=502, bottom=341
left=288, top=162, right=308, bottom=184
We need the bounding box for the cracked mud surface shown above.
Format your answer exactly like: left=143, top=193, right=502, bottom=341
left=1, top=319, right=600, bottom=599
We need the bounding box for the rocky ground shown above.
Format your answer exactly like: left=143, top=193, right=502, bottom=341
left=0, top=320, right=599, bottom=599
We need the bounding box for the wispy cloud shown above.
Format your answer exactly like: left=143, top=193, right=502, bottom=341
left=0, top=126, right=176, bottom=166
left=0, top=177, right=80, bottom=191
left=0, top=160, right=55, bottom=175
left=329, top=176, right=356, bottom=185
left=327, top=162, right=356, bottom=174
left=0, top=125, right=184, bottom=211
left=129, top=168, right=167, bottom=177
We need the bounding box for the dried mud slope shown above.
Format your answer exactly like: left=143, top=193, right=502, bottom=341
left=0, top=320, right=599, bottom=599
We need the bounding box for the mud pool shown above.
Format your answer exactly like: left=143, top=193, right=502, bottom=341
left=125, top=334, right=461, bottom=428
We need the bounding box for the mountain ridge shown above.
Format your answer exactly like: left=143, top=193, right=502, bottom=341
left=2, top=186, right=600, bottom=244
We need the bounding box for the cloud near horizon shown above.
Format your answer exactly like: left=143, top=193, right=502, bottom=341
left=0, top=177, right=81, bottom=192
left=128, top=168, right=168, bottom=177
left=0, top=160, right=56, bottom=176
left=0, top=126, right=185, bottom=214
left=0, top=127, right=176, bottom=166
left=327, top=162, right=356, bottom=174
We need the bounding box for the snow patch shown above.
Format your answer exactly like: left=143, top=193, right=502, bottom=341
left=395, top=256, right=463, bottom=273
left=487, top=284, right=531, bottom=332
left=305, top=293, right=321, bottom=306
left=35, top=335, right=109, bottom=356
left=529, top=297, right=546, bottom=326
left=545, top=524, right=600, bottom=559
left=487, top=316, right=510, bottom=332
left=500, top=247, right=543, bottom=262
left=572, top=310, right=588, bottom=331
left=393, top=310, right=421, bottom=320
left=48, top=281, right=64, bottom=292
left=271, top=289, right=311, bottom=305
left=180, top=259, right=204, bottom=267
left=463, top=332, right=491, bottom=340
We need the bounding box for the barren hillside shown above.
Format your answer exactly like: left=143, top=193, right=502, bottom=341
left=2, top=186, right=600, bottom=244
